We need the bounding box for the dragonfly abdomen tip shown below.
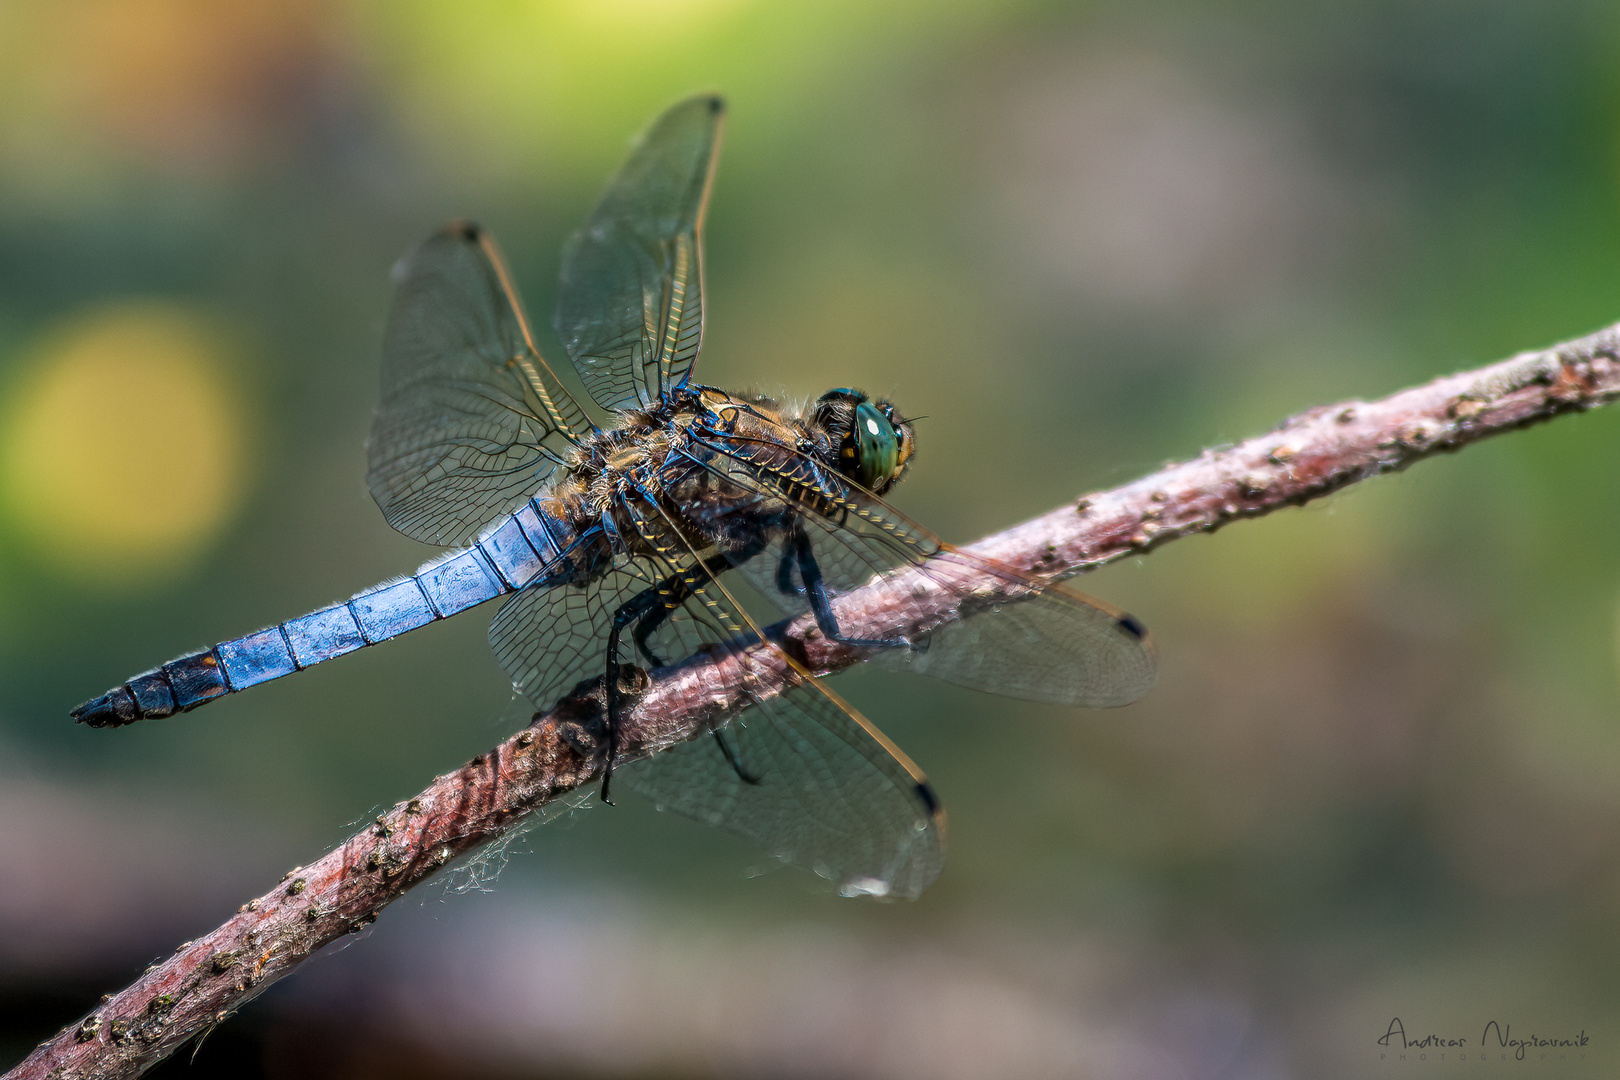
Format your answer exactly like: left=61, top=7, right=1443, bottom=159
left=70, top=688, right=139, bottom=728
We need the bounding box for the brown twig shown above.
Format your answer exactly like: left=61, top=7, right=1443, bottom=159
left=9, top=322, right=1620, bottom=1079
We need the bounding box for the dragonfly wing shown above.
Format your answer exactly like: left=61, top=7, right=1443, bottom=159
left=783, top=504, right=1157, bottom=706
left=555, top=95, right=722, bottom=412
left=490, top=494, right=944, bottom=899
left=620, top=678, right=945, bottom=900
left=693, top=439, right=1158, bottom=707
left=489, top=564, right=647, bottom=709
left=869, top=578, right=1157, bottom=707
left=617, top=496, right=943, bottom=899
left=369, top=223, right=593, bottom=547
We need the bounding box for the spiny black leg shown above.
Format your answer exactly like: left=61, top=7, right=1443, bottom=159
left=776, top=545, right=799, bottom=597
left=602, top=591, right=660, bottom=804
left=630, top=564, right=707, bottom=666
left=793, top=526, right=910, bottom=649
left=711, top=727, right=763, bottom=785
left=631, top=583, right=680, bottom=668
left=633, top=542, right=769, bottom=664
left=604, top=548, right=752, bottom=799
left=606, top=535, right=778, bottom=801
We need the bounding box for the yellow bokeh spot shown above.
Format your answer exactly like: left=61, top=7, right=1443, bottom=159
left=1, top=303, right=247, bottom=584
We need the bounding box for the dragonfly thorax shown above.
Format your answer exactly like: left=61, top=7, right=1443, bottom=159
left=570, top=416, right=685, bottom=508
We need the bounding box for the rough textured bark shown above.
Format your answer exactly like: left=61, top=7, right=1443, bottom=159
left=9, top=321, right=1620, bottom=1080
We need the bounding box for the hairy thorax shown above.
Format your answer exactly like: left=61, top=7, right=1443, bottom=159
left=539, top=387, right=831, bottom=578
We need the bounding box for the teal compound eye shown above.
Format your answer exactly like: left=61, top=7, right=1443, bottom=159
left=815, top=388, right=912, bottom=494
left=848, top=399, right=902, bottom=492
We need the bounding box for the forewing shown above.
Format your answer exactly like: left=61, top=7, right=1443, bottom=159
left=872, top=577, right=1157, bottom=707
left=369, top=224, right=593, bottom=547
left=787, top=505, right=1157, bottom=707
left=689, top=437, right=1158, bottom=707
left=555, top=95, right=723, bottom=412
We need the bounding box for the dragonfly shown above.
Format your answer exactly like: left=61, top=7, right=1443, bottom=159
left=72, top=96, right=1156, bottom=899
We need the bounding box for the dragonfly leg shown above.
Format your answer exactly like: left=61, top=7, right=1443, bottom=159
left=775, top=545, right=800, bottom=597
left=630, top=540, right=768, bottom=665
left=600, top=568, right=711, bottom=803
left=608, top=535, right=778, bottom=799
left=628, top=583, right=680, bottom=668
left=602, top=545, right=750, bottom=801
left=629, top=555, right=717, bottom=666
left=711, top=726, right=762, bottom=785
left=602, top=594, right=661, bottom=804
left=792, top=526, right=910, bottom=649
left=603, top=559, right=754, bottom=801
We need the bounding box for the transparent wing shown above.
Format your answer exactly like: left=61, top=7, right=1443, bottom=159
left=489, top=544, right=751, bottom=711
left=690, top=439, right=1159, bottom=707
left=368, top=223, right=594, bottom=547
left=620, top=679, right=944, bottom=900
left=554, top=95, right=723, bottom=412
left=870, top=577, right=1157, bottom=707
left=489, top=563, right=654, bottom=708
left=488, top=495, right=944, bottom=899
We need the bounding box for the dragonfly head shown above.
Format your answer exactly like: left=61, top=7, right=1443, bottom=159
left=815, top=389, right=915, bottom=494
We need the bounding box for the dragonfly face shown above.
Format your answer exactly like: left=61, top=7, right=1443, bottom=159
left=815, top=389, right=915, bottom=495
left=72, top=96, right=1156, bottom=900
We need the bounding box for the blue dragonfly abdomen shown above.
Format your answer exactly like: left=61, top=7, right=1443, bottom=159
left=71, top=498, right=581, bottom=727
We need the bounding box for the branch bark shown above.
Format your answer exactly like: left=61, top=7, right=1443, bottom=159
left=10, top=322, right=1620, bottom=1079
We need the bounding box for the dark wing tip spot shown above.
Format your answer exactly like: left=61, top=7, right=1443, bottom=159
left=914, top=780, right=941, bottom=819
left=451, top=220, right=482, bottom=242
left=1115, top=614, right=1148, bottom=641
left=705, top=95, right=725, bottom=115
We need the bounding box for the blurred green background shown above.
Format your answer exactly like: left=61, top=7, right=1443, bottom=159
left=3, top=1, right=1620, bottom=1076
